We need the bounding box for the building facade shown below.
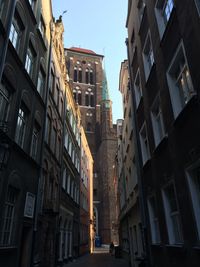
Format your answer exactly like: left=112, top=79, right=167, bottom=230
left=126, top=1, right=200, bottom=267
left=80, top=126, right=94, bottom=255
left=0, top=0, right=51, bottom=266
left=117, top=60, right=144, bottom=267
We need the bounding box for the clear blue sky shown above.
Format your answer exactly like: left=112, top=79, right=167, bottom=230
left=52, top=0, right=128, bottom=122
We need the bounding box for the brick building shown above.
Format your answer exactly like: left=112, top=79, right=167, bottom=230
left=65, top=47, right=118, bottom=245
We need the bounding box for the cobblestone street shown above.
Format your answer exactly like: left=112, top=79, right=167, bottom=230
left=64, top=248, right=129, bottom=267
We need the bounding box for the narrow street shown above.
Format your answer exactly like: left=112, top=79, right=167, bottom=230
left=64, top=248, right=129, bottom=267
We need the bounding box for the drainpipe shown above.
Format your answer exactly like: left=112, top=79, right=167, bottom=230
left=125, top=38, right=152, bottom=267
left=0, top=0, right=17, bottom=80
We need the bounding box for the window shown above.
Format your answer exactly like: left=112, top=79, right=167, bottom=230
left=139, top=123, right=150, bottom=165
left=0, top=0, right=5, bottom=18
left=9, top=15, right=22, bottom=51
left=15, top=105, right=27, bottom=148
left=85, top=91, right=94, bottom=107
left=86, top=68, right=89, bottom=84
left=166, top=42, right=195, bottom=118
left=29, top=0, right=36, bottom=10
left=90, top=70, right=93, bottom=84
left=138, top=0, right=146, bottom=23
left=155, top=0, right=174, bottom=38
left=73, top=88, right=82, bottom=105
left=143, top=32, right=154, bottom=80
left=162, top=183, right=183, bottom=244
left=148, top=196, right=161, bottom=244
left=74, top=67, right=77, bottom=82
left=0, top=186, right=17, bottom=246
left=134, top=69, right=142, bottom=108
left=151, top=96, right=165, bottom=147
left=90, top=93, right=94, bottom=107
left=78, top=67, right=82, bottom=83
left=85, top=92, right=89, bottom=106
left=0, top=80, right=11, bottom=122
left=37, top=69, right=45, bottom=96
left=31, top=124, right=39, bottom=159
left=186, top=165, right=200, bottom=240
left=25, top=46, right=35, bottom=78
left=194, top=0, right=200, bottom=14
left=38, top=16, right=45, bottom=39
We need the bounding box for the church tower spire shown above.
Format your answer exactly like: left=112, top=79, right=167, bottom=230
left=101, top=68, right=113, bottom=136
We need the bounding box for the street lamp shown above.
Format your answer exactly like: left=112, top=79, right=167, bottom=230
left=0, top=143, right=10, bottom=171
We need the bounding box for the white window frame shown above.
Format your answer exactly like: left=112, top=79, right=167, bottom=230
left=186, top=162, right=200, bottom=240
left=139, top=122, right=150, bottom=165
left=134, top=68, right=142, bottom=108
left=162, top=183, right=183, bottom=245
left=1, top=187, right=17, bottom=246
left=155, top=0, right=174, bottom=39
left=30, top=125, right=39, bottom=159
left=166, top=41, right=195, bottom=119
left=9, top=17, right=21, bottom=51
left=147, top=196, right=161, bottom=244
left=194, top=0, right=200, bottom=15
left=0, top=81, right=11, bottom=122
left=37, top=69, right=45, bottom=96
left=151, top=95, right=165, bottom=147
left=25, top=47, right=34, bottom=77
left=15, top=105, right=27, bottom=148
left=138, top=0, right=146, bottom=24
left=143, top=31, right=154, bottom=81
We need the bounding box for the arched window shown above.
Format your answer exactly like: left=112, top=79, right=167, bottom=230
left=78, top=91, right=82, bottom=105
left=85, top=92, right=89, bottom=106
left=90, top=93, right=94, bottom=107
left=74, top=67, right=77, bottom=82
left=87, top=122, right=92, bottom=132
left=85, top=68, right=89, bottom=84
left=78, top=67, right=82, bottom=83
left=90, top=69, right=93, bottom=84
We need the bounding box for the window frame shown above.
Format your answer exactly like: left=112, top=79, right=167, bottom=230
left=155, top=0, right=174, bottom=39
left=134, top=68, right=143, bottom=108
left=162, top=182, right=183, bottom=245
left=15, top=104, right=28, bottom=148
left=151, top=95, right=165, bottom=147
left=142, top=31, right=154, bottom=81
left=139, top=122, right=150, bottom=165
left=186, top=162, right=200, bottom=241
left=166, top=41, right=195, bottom=119
left=0, top=186, right=17, bottom=246
left=147, top=195, right=161, bottom=244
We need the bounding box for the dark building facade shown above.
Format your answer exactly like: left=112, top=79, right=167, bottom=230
left=126, top=0, right=200, bottom=267
left=0, top=1, right=51, bottom=266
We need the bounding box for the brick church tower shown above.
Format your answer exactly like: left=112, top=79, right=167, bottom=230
left=65, top=48, right=118, bottom=244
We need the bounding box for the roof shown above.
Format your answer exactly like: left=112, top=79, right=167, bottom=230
left=68, top=47, right=96, bottom=55
left=66, top=47, right=104, bottom=58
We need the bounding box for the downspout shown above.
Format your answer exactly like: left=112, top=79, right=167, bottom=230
left=125, top=38, right=152, bottom=267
